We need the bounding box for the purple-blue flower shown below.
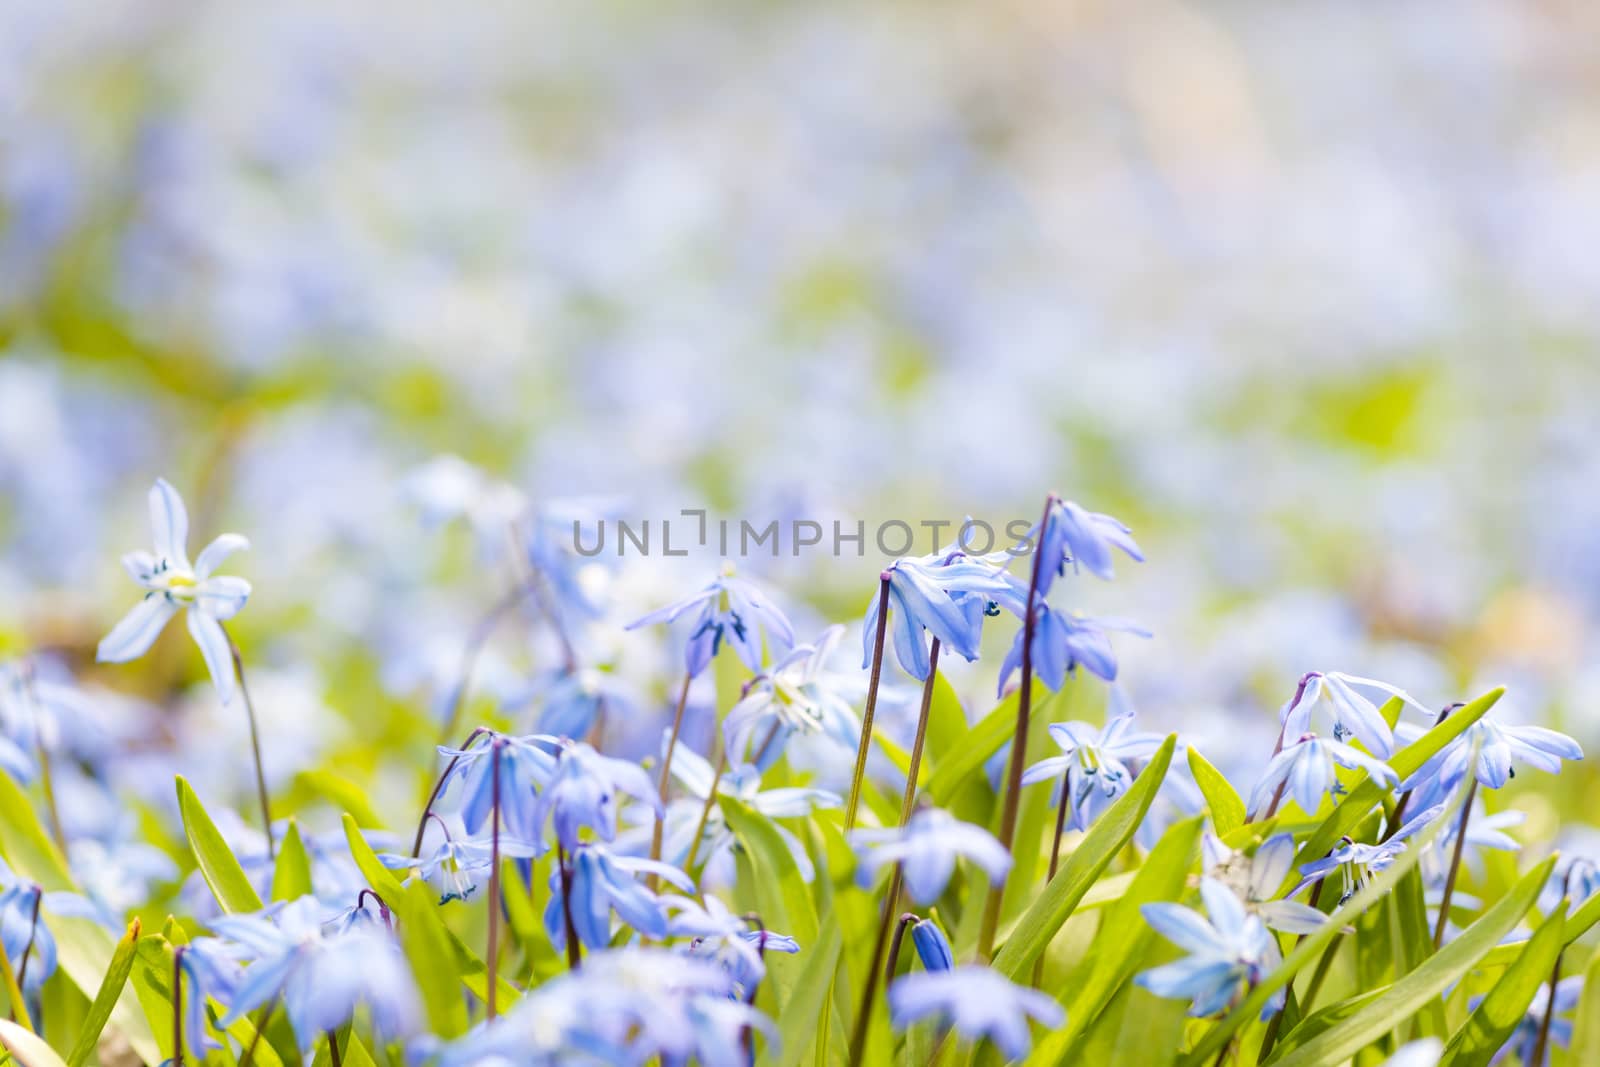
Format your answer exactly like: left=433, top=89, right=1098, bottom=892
left=888, top=965, right=1064, bottom=1059
left=1247, top=733, right=1399, bottom=817
left=722, top=625, right=860, bottom=771
left=851, top=807, right=1011, bottom=904
left=0, top=859, right=105, bottom=996
left=627, top=568, right=794, bottom=678
left=1206, top=833, right=1328, bottom=933
left=96, top=479, right=252, bottom=705
left=1280, top=671, right=1423, bottom=759
left=1137, top=879, right=1284, bottom=1019
left=1401, top=716, right=1582, bottom=811
left=996, top=604, right=1150, bottom=693
left=863, top=555, right=1014, bottom=680
left=544, top=844, right=693, bottom=950
left=1033, top=498, right=1144, bottom=594
left=534, top=739, right=662, bottom=851
left=1021, top=709, right=1165, bottom=832
left=911, top=918, right=953, bottom=972
left=437, top=731, right=559, bottom=844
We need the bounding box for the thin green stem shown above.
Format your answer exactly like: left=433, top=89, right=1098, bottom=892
left=649, top=673, right=694, bottom=873
left=1433, top=776, right=1478, bottom=948
left=898, top=639, right=941, bottom=822
left=848, top=866, right=903, bottom=1067
left=557, top=843, right=582, bottom=970
left=172, top=946, right=185, bottom=1067
left=844, top=575, right=893, bottom=831
left=412, top=726, right=491, bottom=858
left=486, top=739, right=503, bottom=1019
left=222, top=624, right=275, bottom=860
left=1031, top=763, right=1074, bottom=986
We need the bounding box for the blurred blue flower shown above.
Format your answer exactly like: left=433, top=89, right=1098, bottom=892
left=1401, top=716, right=1582, bottom=811
left=911, top=918, right=953, bottom=972
left=1137, top=878, right=1284, bottom=1019
left=529, top=667, right=635, bottom=742
left=381, top=834, right=539, bottom=904
left=96, top=479, right=252, bottom=705
left=628, top=568, right=795, bottom=678
left=888, top=965, right=1064, bottom=1059
left=1021, top=705, right=1164, bottom=832
left=213, top=896, right=420, bottom=1053
left=544, top=844, right=693, bottom=950
left=174, top=939, right=242, bottom=1056
left=852, top=807, right=1011, bottom=904
left=0, top=859, right=104, bottom=995
left=996, top=604, right=1150, bottom=693
left=668, top=894, right=798, bottom=995
left=1295, top=803, right=1442, bottom=902
left=1205, top=833, right=1327, bottom=933
left=722, top=625, right=860, bottom=771
left=1280, top=671, right=1422, bottom=759
left=863, top=555, right=1013, bottom=680
left=1034, top=498, right=1144, bottom=594
left=438, top=731, right=559, bottom=844
left=1247, top=734, right=1399, bottom=817
left=534, top=739, right=661, bottom=852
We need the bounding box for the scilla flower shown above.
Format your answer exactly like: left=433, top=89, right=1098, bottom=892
left=0, top=860, right=104, bottom=995
left=722, top=625, right=861, bottom=771
left=213, top=897, right=420, bottom=1053
left=1401, top=715, right=1582, bottom=811
left=97, top=479, right=252, bottom=704
left=851, top=807, right=1011, bottom=904
left=1206, top=833, right=1328, bottom=933
left=534, top=739, right=662, bottom=851
left=668, top=894, right=798, bottom=994
left=1033, top=498, right=1144, bottom=593
left=911, top=918, right=954, bottom=972
left=627, top=567, right=794, bottom=678
left=173, top=938, right=242, bottom=1056
left=1247, top=733, right=1399, bottom=817
left=545, top=844, right=693, bottom=950
left=888, top=965, right=1064, bottom=1059
left=1137, top=879, right=1284, bottom=1018
left=1020, top=704, right=1165, bottom=832
left=438, top=730, right=559, bottom=843
left=1296, top=804, right=1442, bottom=902
left=996, top=603, right=1150, bottom=693
left=382, top=833, right=540, bottom=904
left=1279, top=671, right=1427, bottom=760
left=864, top=554, right=1015, bottom=680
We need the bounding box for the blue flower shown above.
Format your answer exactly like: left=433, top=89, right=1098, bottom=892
left=534, top=739, right=661, bottom=852
left=996, top=604, right=1150, bottom=693
left=0, top=865, right=104, bottom=996
left=1401, top=716, right=1582, bottom=811
left=1021, top=708, right=1165, bottom=832
left=211, top=896, right=421, bottom=1053
left=888, top=965, right=1064, bottom=1059
left=627, top=568, right=794, bottom=678
left=529, top=667, right=636, bottom=742
left=1033, top=498, right=1144, bottom=594
left=381, top=834, right=539, bottom=904
left=544, top=844, right=693, bottom=950
left=1280, top=671, right=1424, bottom=759
left=96, top=479, right=252, bottom=704
left=863, top=555, right=1014, bottom=680
left=1247, top=734, right=1399, bottom=817
left=911, top=918, right=953, bottom=972
left=667, top=894, right=798, bottom=995
left=1137, top=878, right=1284, bottom=1019
left=437, top=731, right=560, bottom=844
left=1206, top=833, right=1328, bottom=933
left=722, top=625, right=861, bottom=771
left=1295, top=804, right=1442, bottom=902
left=851, top=807, right=1011, bottom=904
left=174, top=939, right=242, bottom=1056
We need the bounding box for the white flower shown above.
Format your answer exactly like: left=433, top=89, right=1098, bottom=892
left=97, top=479, right=251, bottom=704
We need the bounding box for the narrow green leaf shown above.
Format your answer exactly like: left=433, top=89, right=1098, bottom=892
left=923, top=671, right=968, bottom=766
left=1569, top=943, right=1600, bottom=1064
left=65, top=919, right=141, bottom=1067
left=1267, top=855, right=1556, bottom=1067
left=271, top=819, right=315, bottom=901
left=721, top=794, right=820, bottom=1016
left=287, top=769, right=384, bottom=828
left=177, top=776, right=265, bottom=914
left=1442, top=901, right=1567, bottom=1067
left=1478, top=889, right=1600, bottom=971
left=991, top=735, right=1177, bottom=981
left=926, top=686, right=1040, bottom=805
left=770, top=920, right=842, bottom=1067
left=398, top=879, right=471, bottom=1039
left=1187, top=748, right=1246, bottom=835
left=0, top=1017, right=70, bottom=1067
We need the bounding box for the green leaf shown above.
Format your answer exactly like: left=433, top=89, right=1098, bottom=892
left=1266, top=855, right=1556, bottom=1067
left=287, top=769, right=384, bottom=828
left=1442, top=901, right=1567, bottom=1067
left=925, top=686, right=1040, bottom=806
left=1296, top=687, right=1502, bottom=865
left=1478, top=888, right=1600, bottom=971
left=1182, top=776, right=1468, bottom=1067
left=720, top=794, right=820, bottom=1013
left=991, top=734, right=1177, bottom=981
left=271, top=819, right=315, bottom=901
left=923, top=671, right=969, bottom=766
left=64, top=919, right=140, bottom=1067
left=1031, top=815, right=1204, bottom=1061
left=1187, top=748, right=1245, bottom=835
left=0, top=770, right=160, bottom=1065
left=398, top=879, right=471, bottom=1039
left=1569, top=943, right=1600, bottom=1064
left=769, top=919, right=842, bottom=1067
left=177, top=775, right=265, bottom=913
left=0, top=1017, right=70, bottom=1067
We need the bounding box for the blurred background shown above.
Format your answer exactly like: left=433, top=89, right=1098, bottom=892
left=3, top=1, right=1600, bottom=845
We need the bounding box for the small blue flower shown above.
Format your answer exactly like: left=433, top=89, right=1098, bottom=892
left=851, top=807, right=1011, bottom=905
left=911, top=918, right=953, bottom=972
left=888, top=965, right=1064, bottom=1059
left=1206, top=833, right=1328, bottom=933
left=381, top=834, right=539, bottom=904
left=213, top=896, right=421, bottom=1053
left=722, top=625, right=861, bottom=771
left=96, top=479, right=252, bottom=705
left=174, top=939, right=242, bottom=1056
left=544, top=844, right=693, bottom=950
left=627, top=568, right=795, bottom=678
left=1295, top=803, right=1442, bottom=902
left=438, top=731, right=560, bottom=844
left=863, top=555, right=1014, bottom=680
left=996, top=604, right=1150, bottom=693
left=1248, top=734, right=1400, bottom=817
left=534, top=739, right=662, bottom=852
left=529, top=667, right=637, bottom=742
left=1401, top=716, right=1582, bottom=811
left=1137, top=878, right=1284, bottom=1019
left=1033, top=498, right=1144, bottom=594
left=1021, top=708, right=1165, bottom=832
left=1280, top=671, right=1424, bottom=759
left=667, top=894, right=798, bottom=995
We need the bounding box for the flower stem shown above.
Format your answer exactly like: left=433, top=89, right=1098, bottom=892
left=557, top=843, right=582, bottom=970
left=0, top=918, right=31, bottom=1032
left=976, top=494, right=1054, bottom=961
left=221, top=624, right=275, bottom=860
left=486, top=739, right=503, bottom=1020
left=649, top=673, right=694, bottom=872
left=898, top=639, right=941, bottom=823
left=171, top=946, right=185, bottom=1067
left=15, top=890, right=42, bottom=991
left=848, top=865, right=904, bottom=1067
left=1432, top=776, right=1478, bottom=948
left=326, top=1030, right=343, bottom=1067
left=412, top=726, right=490, bottom=858
left=844, top=575, right=893, bottom=832
left=681, top=750, right=729, bottom=874
left=238, top=997, right=279, bottom=1067
left=1031, top=763, right=1074, bottom=986
left=883, top=912, right=919, bottom=984
left=436, top=582, right=537, bottom=747
left=1530, top=866, right=1584, bottom=1067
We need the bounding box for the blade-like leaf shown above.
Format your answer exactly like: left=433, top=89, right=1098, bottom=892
left=925, top=685, right=1048, bottom=805
left=991, top=735, right=1177, bottom=980
left=770, top=919, right=842, bottom=1067
left=1442, top=901, right=1567, bottom=1067
left=1570, top=940, right=1600, bottom=1064
left=398, top=879, right=471, bottom=1039
left=1187, top=748, right=1245, bottom=835
left=271, top=819, right=314, bottom=901
left=65, top=919, right=141, bottom=1067
left=177, top=775, right=265, bottom=913
left=1266, top=855, right=1556, bottom=1067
